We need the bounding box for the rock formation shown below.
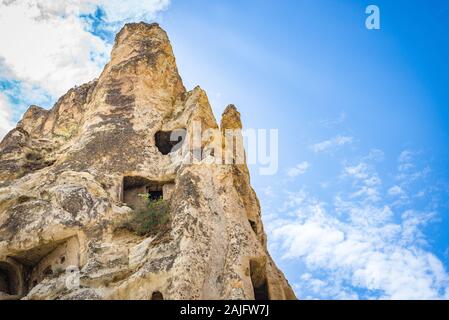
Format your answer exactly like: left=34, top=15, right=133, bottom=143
left=0, top=22, right=296, bottom=300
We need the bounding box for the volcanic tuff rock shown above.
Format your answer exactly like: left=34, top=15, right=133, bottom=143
left=0, top=22, right=296, bottom=300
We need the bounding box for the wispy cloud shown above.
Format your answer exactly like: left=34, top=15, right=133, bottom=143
left=0, top=0, right=171, bottom=138
left=0, top=0, right=170, bottom=100
left=310, top=135, right=353, bottom=153
left=388, top=185, right=405, bottom=197
left=363, top=149, right=385, bottom=162
left=288, top=161, right=310, bottom=177
left=266, top=150, right=449, bottom=300
left=319, top=111, right=347, bottom=128
left=396, top=150, right=431, bottom=184
left=343, top=162, right=382, bottom=203
left=0, top=92, right=13, bottom=138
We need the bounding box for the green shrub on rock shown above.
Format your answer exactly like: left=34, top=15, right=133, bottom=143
left=125, top=197, right=170, bottom=236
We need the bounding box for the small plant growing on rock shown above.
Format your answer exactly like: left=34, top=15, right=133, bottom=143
left=125, top=196, right=170, bottom=236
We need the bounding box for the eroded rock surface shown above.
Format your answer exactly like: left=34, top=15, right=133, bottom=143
left=0, top=22, right=296, bottom=300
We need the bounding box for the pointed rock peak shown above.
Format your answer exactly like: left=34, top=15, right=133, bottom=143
left=17, top=105, right=49, bottom=135
left=24, top=105, right=46, bottom=115
left=114, top=22, right=168, bottom=46
left=223, top=104, right=239, bottom=114
left=221, top=104, right=242, bottom=130
left=109, top=22, right=174, bottom=68
left=21, top=105, right=48, bottom=122
left=100, top=22, right=185, bottom=102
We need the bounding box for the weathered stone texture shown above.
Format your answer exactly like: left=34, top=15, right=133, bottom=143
left=0, top=22, right=295, bottom=300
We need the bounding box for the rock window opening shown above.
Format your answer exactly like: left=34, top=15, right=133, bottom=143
left=0, top=268, right=11, bottom=295
left=249, top=220, right=257, bottom=235
left=151, top=291, right=164, bottom=300
left=122, top=176, right=175, bottom=211
left=249, top=258, right=269, bottom=300
left=155, top=129, right=186, bottom=155
left=2, top=237, right=80, bottom=296
left=0, top=262, right=21, bottom=300
left=146, top=185, right=163, bottom=201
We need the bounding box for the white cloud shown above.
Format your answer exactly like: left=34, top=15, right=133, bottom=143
left=296, top=273, right=360, bottom=300
left=388, top=185, right=405, bottom=197
left=288, top=161, right=310, bottom=177
left=363, top=149, right=385, bottom=162
left=343, top=162, right=382, bottom=203
left=0, top=0, right=170, bottom=98
left=396, top=150, right=430, bottom=185
left=344, top=163, right=370, bottom=180
left=311, top=135, right=353, bottom=153
left=267, top=155, right=449, bottom=300
left=270, top=191, right=448, bottom=299
left=399, top=150, right=413, bottom=163
left=0, top=93, right=13, bottom=139
left=319, top=111, right=346, bottom=128
left=95, top=0, right=170, bottom=22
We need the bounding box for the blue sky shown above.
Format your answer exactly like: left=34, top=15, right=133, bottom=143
left=1, top=0, right=448, bottom=299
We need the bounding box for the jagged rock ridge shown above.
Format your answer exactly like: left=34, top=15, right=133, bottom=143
left=0, top=22, right=296, bottom=300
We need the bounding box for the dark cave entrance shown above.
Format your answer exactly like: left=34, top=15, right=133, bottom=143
left=0, top=262, right=20, bottom=299
left=249, top=258, right=269, bottom=300
left=151, top=291, right=164, bottom=300
left=0, top=268, right=11, bottom=295
left=146, top=185, right=163, bottom=201
left=248, top=219, right=257, bottom=235
left=155, top=129, right=186, bottom=155
left=0, top=238, right=80, bottom=300
left=122, top=176, right=175, bottom=211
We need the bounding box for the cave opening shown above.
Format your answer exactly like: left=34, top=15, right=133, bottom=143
left=123, top=176, right=162, bottom=212
left=155, top=129, right=186, bottom=155
left=249, top=258, right=269, bottom=300
left=151, top=291, right=164, bottom=300
left=146, top=185, right=163, bottom=201
left=248, top=219, right=257, bottom=234
left=0, top=238, right=80, bottom=299
left=0, top=262, right=20, bottom=299
left=13, top=238, right=79, bottom=293
left=0, top=268, right=11, bottom=295
left=122, top=176, right=175, bottom=211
